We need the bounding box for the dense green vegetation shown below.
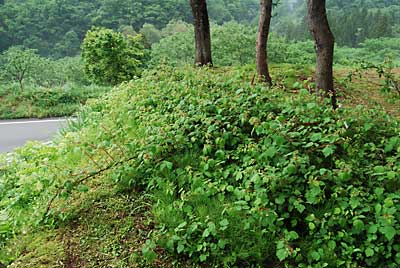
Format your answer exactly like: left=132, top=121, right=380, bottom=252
left=151, top=22, right=400, bottom=67
left=274, top=0, right=400, bottom=47
left=0, top=0, right=259, bottom=58
left=81, top=27, right=145, bottom=85
left=1, top=0, right=399, bottom=58
left=0, top=0, right=399, bottom=120
left=0, top=47, right=106, bottom=119
left=0, top=84, right=108, bottom=119
left=1, top=67, right=399, bottom=267
left=0, top=0, right=399, bottom=267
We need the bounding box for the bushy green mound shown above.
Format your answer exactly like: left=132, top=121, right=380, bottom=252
left=1, top=66, right=399, bottom=267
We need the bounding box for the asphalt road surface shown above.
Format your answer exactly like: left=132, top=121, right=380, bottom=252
left=0, top=118, right=67, bottom=153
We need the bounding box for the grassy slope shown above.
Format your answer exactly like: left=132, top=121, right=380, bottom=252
left=336, top=68, right=400, bottom=117
left=0, top=65, right=399, bottom=267
left=0, top=84, right=109, bottom=119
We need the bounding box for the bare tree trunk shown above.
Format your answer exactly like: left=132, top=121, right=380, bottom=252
left=190, top=0, right=212, bottom=66
left=256, top=0, right=273, bottom=86
left=307, top=0, right=337, bottom=109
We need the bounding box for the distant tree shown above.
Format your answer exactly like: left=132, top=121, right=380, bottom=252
left=0, top=46, right=40, bottom=90
left=212, top=22, right=256, bottom=66
left=256, top=0, right=273, bottom=85
left=119, top=25, right=137, bottom=37
left=81, top=27, right=145, bottom=85
left=307, top=0, right=337, bottom=109
left=139, top=23, right=162, bottom=46
left=207, top=0, right=233, bottom=24
left=190, top=0, right=212, bottom=66
left=54, top=30, right=81, bottom=58
left=161, top=20, right=190, bottom=37
left=150, top=28, right=194, bottom=66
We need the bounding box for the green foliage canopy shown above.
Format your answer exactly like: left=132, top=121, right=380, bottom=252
left=81, top=27, right=145, bottom=85
left=0, top=46, right=40, bottom=89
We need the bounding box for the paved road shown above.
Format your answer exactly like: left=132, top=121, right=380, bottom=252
left=0, top=118, right=67, bottom=153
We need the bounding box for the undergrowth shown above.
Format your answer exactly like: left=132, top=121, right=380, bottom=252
left=0, top=84, right=109, bottom=119
left=0, top=66, right=399, bottom=267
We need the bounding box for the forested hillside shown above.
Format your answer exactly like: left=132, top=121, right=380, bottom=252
left=0, top=0, right=258, bottom=57
left=1, top=0, right=399, bottom=58
left=274, top=0, right=400, bottom=46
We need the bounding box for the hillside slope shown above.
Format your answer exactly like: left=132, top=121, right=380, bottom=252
left=1, top=66, right=399, bottom=267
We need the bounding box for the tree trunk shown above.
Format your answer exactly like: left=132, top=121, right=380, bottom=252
left=190, top=0, right=212, bottom=66
left=256, top=0, right=273, bottom=86
left=307, top=0, right=337, bottom=109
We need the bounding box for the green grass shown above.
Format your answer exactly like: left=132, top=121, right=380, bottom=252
left=0, top=83, right=110, bottom=119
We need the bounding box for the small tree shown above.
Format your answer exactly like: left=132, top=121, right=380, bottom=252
left=81, top=27, right=145, bottom=85
left=0, top=46, right=40, bottom=90
left=190, top=0, right=212, bottom=66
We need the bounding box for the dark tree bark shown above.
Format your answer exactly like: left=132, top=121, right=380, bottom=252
left=307, top=0, right=337, bottom=109
left=256, top=0, right=273, bottom=86
left=190, top=0, right=212, bottom=66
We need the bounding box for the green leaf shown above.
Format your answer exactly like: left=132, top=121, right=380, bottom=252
left=322, top=146, right=334, bottom=157
left=353, top=219, right=364, bottom=232
left=199, top=254, right=207, bottom=262
left=64, top=180, right=73, bottom=192
left=387, top=171, right=397, bottom=180
left=265, top=147, right=277, bottom=158
left=310, top=250, right=321, bottom=261
left=380, top=225, right=396, bottom=241
left=285, top=231, right=299, bottom=241
left=275, top=194, right=285, bottom=205
left=368, top=225, right=378, bottom=234
left=202, top=229, right=210, bottom=238
left=365, top=247, right=374, bottom=257
left=218, top=239, right=227, bottom=249
left=276, top=247, right=290, bottom=261
left=373, top=166, right=385, bottom=174
left=77, top=184, right=89, bottom=193
left=294, top=200, right=305, bottom=213
left=177, top=243, right=185, bottom=253
left=219, top=219, right=229, bottom=227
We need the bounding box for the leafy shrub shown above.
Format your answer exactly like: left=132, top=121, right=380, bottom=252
left=150, top=27, right=194, bottom=66
left=81, top=27, right=145, bottom=85
left=334, top=38, right=400, bottom=66
left=0, top=47, right=88, bottom=88
left=1, top=67, right=399, bottom=267
left=31, top=56, right=89, bottom=87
